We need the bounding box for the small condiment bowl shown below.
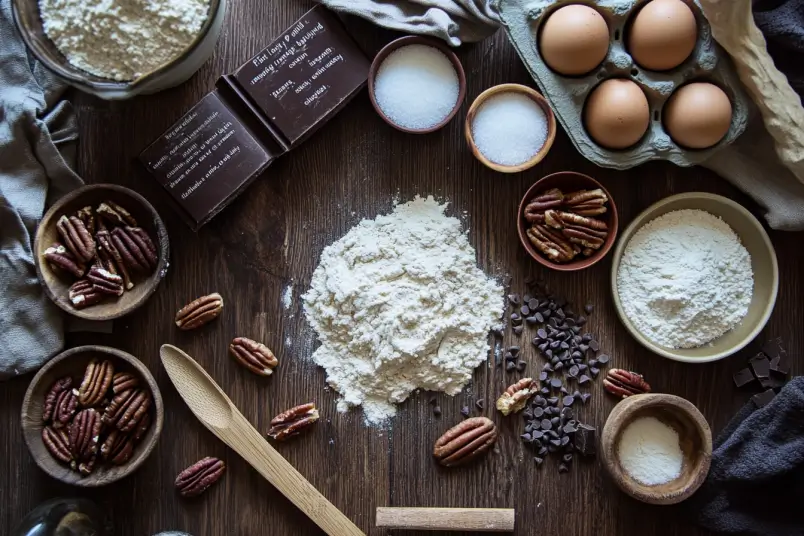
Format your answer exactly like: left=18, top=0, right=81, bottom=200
left=610, top=192, right=779, bottom=363
left=368, top=35, right=467, bottom=134
left=601, top=393, right=712, bottom=505
left=21, top=345, right=164, bottom=487
left=517, top=171, right=618, bottom=271
left=33, top=184, right=170, bottom=321
left=465, top=83, right=557, bottom=173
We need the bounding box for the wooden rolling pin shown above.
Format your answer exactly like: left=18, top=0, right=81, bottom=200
left=700, top=0, right=804, bottom=184
left=376, top=507, right=515, bottom=532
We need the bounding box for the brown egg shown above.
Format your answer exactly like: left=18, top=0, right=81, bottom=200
left=539, top=4, right=610, bottom=76
left=664, top=82, right=732, bottom=149
left=584, top=79, right=650, bottom=150
left=628, top=0, right=697, bottom=71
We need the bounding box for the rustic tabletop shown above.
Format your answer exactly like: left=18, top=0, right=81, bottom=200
left=2, top=2, right=802, bottom=535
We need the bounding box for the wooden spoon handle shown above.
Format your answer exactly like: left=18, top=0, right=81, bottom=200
left=375, top=507, right=515, bottom=532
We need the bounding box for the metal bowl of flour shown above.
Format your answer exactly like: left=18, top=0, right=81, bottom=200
left=610, top=193, right=778, bottom=363
left=11, top=0, right=224, bottom=99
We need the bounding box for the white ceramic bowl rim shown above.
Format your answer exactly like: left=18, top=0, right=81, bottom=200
left=610, top=192, right=779, bottom=363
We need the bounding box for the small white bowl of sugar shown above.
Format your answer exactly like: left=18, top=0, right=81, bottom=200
left=369, top=36, right=466, bottom=134
left=601, top=393, right=712, bottom=505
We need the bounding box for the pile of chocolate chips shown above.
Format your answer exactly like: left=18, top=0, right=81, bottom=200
left=733, top=337, right=790, bottom=408
left=495, top=279, right=607, bottom=471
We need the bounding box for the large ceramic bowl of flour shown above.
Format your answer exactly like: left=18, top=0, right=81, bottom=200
left=11, top=0, right=225, bottom=99
left=611, top=193, right=778, bottom=363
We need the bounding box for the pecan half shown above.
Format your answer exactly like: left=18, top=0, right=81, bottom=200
left=175, top=293, right=224, bottom=330
left=104, top=388, right=151, bottom=432
left=496, top=378, right=537, bottom=416
left=52, top=388, right=78, bottom=427
left=433, top=417, right=497, bottom=467
left=603, top=369, right=651, bottom=399
left=42, top=426, right=72, bottom=464
left=111, top=227, right=157, bottom=274
left=78, top=453, right=98, bottom=476
left=70, top=409, right=102, bottom=461
left=43, top=243, right=86, bottom=278
left=97, top=201, right=137, bottom=227
left=544, top=210, right=608, bottom=232
left=78, top=359, right=114, bottom=407
left=43, top=376, right=72, bottom=422
left=268, top=403, right=319, bottom=441
left=131, top=411, right=152, bottom=443
left=87, top=265, right=124, bottom=296
left=76, top=206, right=96, bottom=234
left=564, top=189, right=608, bottom=209
left=229, top=337, right=279, bottom=376
left=175, top=457, right=226, bottom=498
left=56, top=215, right=96, bottom=263
left=527, top=225, right=576, bottom=263
left=96, top=228, right=133, bottom=290
left=100, top=430, right=135, bottom=465
left=112, top=372, right=139, bottom=394
left=68, top=279, right=106, bottom=309
left=524, top=188, right=564, bottom=222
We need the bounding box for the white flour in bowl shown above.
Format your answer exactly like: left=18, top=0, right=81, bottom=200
left=617, top=209, right=753, bottom=348
left=303, top=196, right=503, bottom=424
left=39, top=0, right=210, bottom=81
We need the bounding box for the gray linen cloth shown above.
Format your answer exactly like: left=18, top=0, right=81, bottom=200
left=316, top=0, right=804, bottom=230
left=0, top=0, right=82, bottom=379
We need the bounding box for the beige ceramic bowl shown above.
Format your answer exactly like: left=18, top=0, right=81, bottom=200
left=611, top=192, right=778, bottom=363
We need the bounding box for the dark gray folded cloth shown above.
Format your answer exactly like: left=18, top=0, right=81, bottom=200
left=754, top=0, right=804, bottom=101
left=690, top=378, right=804, bottom=536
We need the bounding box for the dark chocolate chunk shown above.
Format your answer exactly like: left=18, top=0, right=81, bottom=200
left=733, top=367, right=756, bottom=388
left=749, top=354, right=771, bottom=379
left=513, top=325, right=524, bottom=336
left=751, top=389, right=776, bottom=408
left=762, top=337, right=784, bottom=360
left=578, top=375, right=591, bottom=385
left=759, top=376, right=786, bottom=389
left=460, top=406, right=470, bottom=417
left=574, top=424, right=596, bottom=456
left=562, top=395, right=575, bottom=406
left=508, top=294, right=521, bottom=306
left=770, top=355, right=790, bottom=376
left=433, top=406, right=442, bottom=416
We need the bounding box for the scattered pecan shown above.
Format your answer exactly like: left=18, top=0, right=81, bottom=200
left=68, top=279, right=106, bottom=309
left=524, top=188, right=563, bottom=222
left=87, top=265, right=124, bottom=296
left=96, top=228, right=133, bottom=290
left=496, top=378, right=537, bottom=416
left=603, top=369, right=651, bottom=399
left=43, top=376, right=72, bottom=422
left=43, top=243, right=86, bottom=278
left=229, top=337, right=279, bottom=376
left=433, top=417, right=497, bottom=467
left=78, top=359, right=114, bottom=407
left=42, top=426, right=72, bottom=464
left=112, top=372, right=139, bottom=394
left=104, top=388, right=151, bottom=432
left=111, top=227, right=157, bottom=273
left=100, top=430, right=135, bottom=465
left=175, top=293, right=224, bottom=330
left=52, top=388, right=78, bottom=427
left=97, top=201, right=138, bottom=227
left=175, top=457, right=226, bottom=498
left=75, top=206, right=96, bottom=234
left=268, top=403, right=319, bottom=441
left=56, top=215, right=95, bottom=263
left=70, top=408, right=102, bottom=461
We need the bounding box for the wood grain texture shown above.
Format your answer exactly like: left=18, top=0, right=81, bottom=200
left=375, top=507, right=515, bottom=531
left=1, top=2, right=803, bottom=535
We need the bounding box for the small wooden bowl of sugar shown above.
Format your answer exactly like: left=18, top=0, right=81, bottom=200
left=601, top=394, right=712, bottom=505
left=466, top=84, right=557, bottom=173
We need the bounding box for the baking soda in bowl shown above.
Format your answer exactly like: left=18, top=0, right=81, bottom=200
left=471, top=92, right=548, bottom=166
left=373, top=44, right=460, bottom=131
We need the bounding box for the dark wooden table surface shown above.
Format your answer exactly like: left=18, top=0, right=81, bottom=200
left=2, top=2, right=802, bottom=535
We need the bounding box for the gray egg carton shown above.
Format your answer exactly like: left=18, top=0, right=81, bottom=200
left=497, top=0, right=750, bottom=169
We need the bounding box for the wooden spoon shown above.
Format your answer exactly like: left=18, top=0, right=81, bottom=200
left=700, top=0, right=804, bottom=183
left=159, top=344, right=365, bottom=536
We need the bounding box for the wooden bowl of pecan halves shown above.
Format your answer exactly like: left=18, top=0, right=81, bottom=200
left=34, top=184, right=169, bottom=320
left=21, top=345, right=164, bottom=486
left=518, top=172, right=618, bottom=271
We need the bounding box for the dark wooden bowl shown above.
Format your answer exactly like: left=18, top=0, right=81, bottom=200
left=33, top=184, right=169, bottom=321
left=368, top=35, right=466, bottom=134
left=517, top=171, right=618, bottom=271
left=21, top=345, right=164, bottom=487
left=465, top=83, right=557, bottom=173
left=601, top=394, right=712, bottom=505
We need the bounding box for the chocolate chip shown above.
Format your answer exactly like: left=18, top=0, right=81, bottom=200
left=521, top=305, right=530, bottom=316
left=580, top=393, right=591, bottom=404
left=433, top=406, right=442, bottom=416
left=560, top=436, right=571, bottom=447
left=511, top=313, right=521, bottom=323
left=749, top=354, right=770, bottom=379
left=571, top=351, right=583, bottom=360
left=461, top=406, right=470, bottom=417
left=584, top=304, right=594, bottom=314
left=582, top=333, right=593, bottom=342
left=525, top=316, right=540, bottom=326
left=547, top=397, right=559, bottom=406
left=551, top=417, right=560, bottom=427
left=531, top=430, right=544, bottom=440
left=508, top=294, right=520, bottom=305
left=550, top=378, right=562, bottom=389
left=568, top=365, right=579, bottom=377
left=523, top=294, right=532, bottom=304
left=517, top=360, right=527, bottom=371
left=542, top=363, right=553, bottom=373
left=528, top=298, right=539, bottom=310
left=533, top=312, right=544, bottom=323
left=733, top=367, right=755, bottom=388
left=532, top=407, right=544, bottom=418
left=539, top=371, right=548, bottom=382
left=562, top=395, right=575, bottom=406
left=550, top=439, right=562, bottom=447
left=537, top=342, right=548, bottom=352
left=534, top=456, right=544, bottom=466
left=579, top=344, right=589, bottom=353
left=538, top=446, right=548, bottom=456
left=597, top=354, right=609, bottom=365
left=506, top=361, right=516, bottom=372
left=560, top=387, right=569, bottom=395
left=541, top=419, right=552, bottom=430
left=590, top=368, right=600, bottom=378
left=578, top=375, right=590, bottom=385
left=513, top=325, right=524, bottom=336
left=588, top=359, right=597, bottom=368
left=536, top=328, right=547, bottom=340
left=576, top=316, right=587, bottom=326
left=572, top=390, right=581, bottom=398
left=504, top=352, right=514, bottom=361
left=577, top=363, right=588, bottom=372
left=476, top=399, right=485, bottom=410
left=534, top=396, right=546, bottom=407
left=562, top=453, right=573, bottom=463
left=521, top=433, right=532, bottom=442
left=751, top=389, right=776, bottom=408
left=563, top=423, right=577, bottom=434
left=558, top=464, right=569, bottom=473
left=589, top=340, right=600, bottom=352
left=540, top=386, right=550, bottom=395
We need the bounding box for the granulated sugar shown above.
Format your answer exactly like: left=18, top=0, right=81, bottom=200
left=471, top=92, right=548, bottom=166
left=618, top=416, right=683, bottom=486
left=373, top=45, right=460, bottom=130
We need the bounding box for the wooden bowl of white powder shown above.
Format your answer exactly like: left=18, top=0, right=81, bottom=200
left=611, top=192, right=778, bottom=363
left=601, top=393, right=712, bottom=505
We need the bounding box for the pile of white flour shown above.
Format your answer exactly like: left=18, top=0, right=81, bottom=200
left=39, top=0, right=210, bottom=81
left=617, top=209, right=753, bottom=348
left=303, top=196, right=503, bottom=424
